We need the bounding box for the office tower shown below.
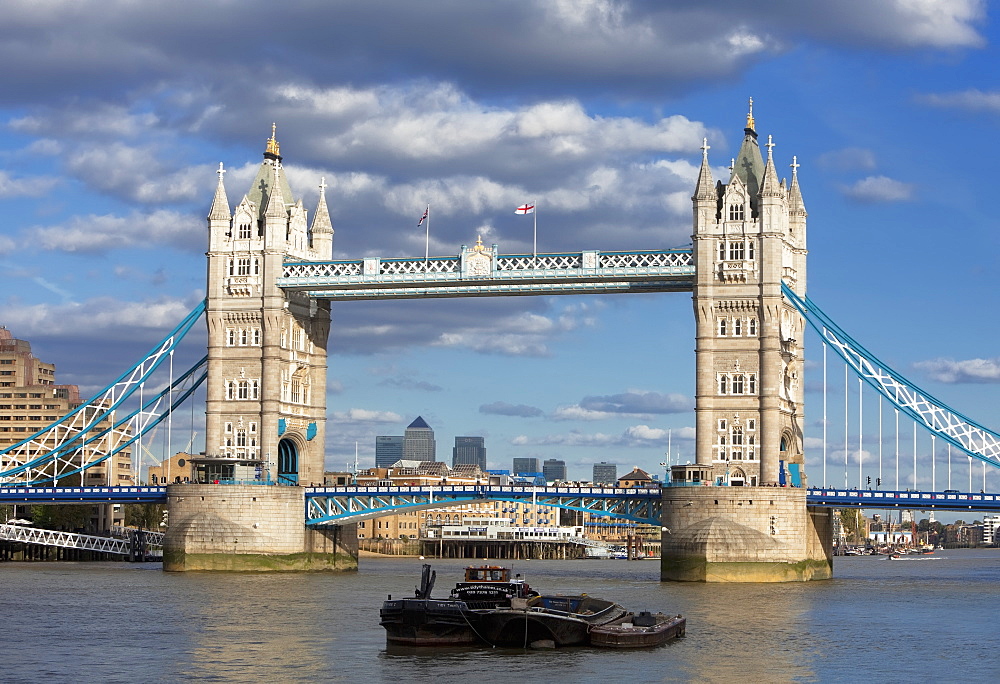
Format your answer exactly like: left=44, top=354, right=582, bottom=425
left=453, top=436, right=486, bottom=469
left=512, top=457, right=540, bottom=475
left=403, top=416, right=436, bottom=461
left=593, top=461, right=617, bottom=485
left=375, top=435, right=404, bottom=467
left=542, top=458, right=567, bottom=483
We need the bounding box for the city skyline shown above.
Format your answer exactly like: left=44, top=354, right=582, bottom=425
left=2, top=3, right=1000, bottom=487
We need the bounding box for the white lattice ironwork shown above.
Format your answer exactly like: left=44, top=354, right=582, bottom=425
left=0, top=304, right=206, bottom=485
left=304, top=484, right=662, bottom=525
left=0, top=523, right=132, bottom=555
left=378, top=258, right=461, bottom=275
left=496, top=254, right=583, bottom=270
left=280, top=247, right=694, bottom=299
left=783, top=283, right=1000, bottom=470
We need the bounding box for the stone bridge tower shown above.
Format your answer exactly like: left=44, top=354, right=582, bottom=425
left=203, top=127, right=333, bottom=486
left=691, top=101, right=807, bottom=487
left=661, top=104, right=831, bottom=582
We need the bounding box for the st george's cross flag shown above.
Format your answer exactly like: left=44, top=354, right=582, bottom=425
left=515, top=203, right=535, bottom=215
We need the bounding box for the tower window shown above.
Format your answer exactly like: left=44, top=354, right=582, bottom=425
left=718, top=318, right=727, bottom=336
left=238, top=223, right=252, bottom=239
left=748, top=373, right=757, bottom=394
left=732, top=374, right=745, bottom=395
left=718, top=375, right=728, bottom=395
left=728, top=204, right=745, bottom=221
left=748, top=318, right=758, bottom=336
left=728, top=241, right=745, bottom=261
left=733, top=318, right=743, bottom=336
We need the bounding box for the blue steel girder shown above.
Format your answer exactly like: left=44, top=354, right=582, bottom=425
left=304, top=485, right=663, bottom=526
left=0, top=302, right=206, bottom=485
left=278, top=248, right=694, bottom=300
left=783, top=283, right=1000, bottom=471
left=806, top=487, right=1000, bottom=512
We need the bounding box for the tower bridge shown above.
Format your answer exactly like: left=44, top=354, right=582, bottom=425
left=4, top=107, right=1000, bottom=579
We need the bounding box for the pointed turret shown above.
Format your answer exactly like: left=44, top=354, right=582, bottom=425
left=208, top=162, right=231, bottom=221
left=694, top=138, right=716, bottom=201
left=310, top=177, right=334, bottom=258
left=760, top=135, right=783, bottom=198
left=788, top=156, right=806, bottom=217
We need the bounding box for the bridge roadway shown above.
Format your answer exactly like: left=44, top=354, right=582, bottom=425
left=2, top=485, right=1000, bottom=520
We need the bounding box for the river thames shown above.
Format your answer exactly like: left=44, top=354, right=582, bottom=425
left=2, top=550, right=997, bottom=683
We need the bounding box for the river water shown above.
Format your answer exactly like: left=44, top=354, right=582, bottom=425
left=2, top=550, right=998, bottom=683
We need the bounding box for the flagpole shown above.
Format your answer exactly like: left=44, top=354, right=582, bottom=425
left=424, top=204, right=429, bottom=263
left=533, top=198, right=537, bottom=258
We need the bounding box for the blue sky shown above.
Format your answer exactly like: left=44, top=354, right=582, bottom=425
left=1, top=1, right=999, bottom=493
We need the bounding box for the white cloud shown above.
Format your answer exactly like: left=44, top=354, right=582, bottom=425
left=512, top=424, right=693, bottom=447
left=841, top=175, right=913, bottom=203
left=23, top=209, right=202, bottom=253
left=330, top=409, right=403, bottom=423
left=817, top=147, right=877, bottom=172
left=0, top=296, right=197, bottom=340
left=918, top=88, right=1000, bottom=113
left=915, top=357, right=1000, bottom=383
left=0, top=170, right=59, bottom=198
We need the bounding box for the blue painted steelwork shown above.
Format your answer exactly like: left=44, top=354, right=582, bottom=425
left=783, top=283, right=1000, bottom=471
left=278, top=248, right=694, bottom=299
left=0, top=486, right=167, bottom=504
left=0, top=301, right=206, bottom=485
left=806, top=487, right=1000, bottom=511
left=303, top=485, right=663, bottom=525
left=1, top=357, right=208, bottom=485
left=5, top=484, right=999, bottom=516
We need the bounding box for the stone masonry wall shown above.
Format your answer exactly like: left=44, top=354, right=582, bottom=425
left=163, top=484, right=357, bottom=572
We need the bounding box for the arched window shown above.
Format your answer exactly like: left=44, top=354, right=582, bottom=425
left=719, top=318, right=727, bottom=336
left=748, top=373, right=757, bottom=394
left=238, top=223, right=252, bottom=239
left=728, top=204, right=745, bottom=221
left=718, top=242, right=726, bottom=261
left=732, top=374, right=745, bottom=394
left=719, top=375, right=728, bottom=395
left=748, top=318, right=758, bottom=336
left=734, top=318, right=743, bottom=336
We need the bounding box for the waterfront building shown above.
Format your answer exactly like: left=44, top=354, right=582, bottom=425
left=0, top=327, right=132, bottom=528
left=983, top=515, right=1000, bottom=545
left=452, top=436, right=486, bottom=469
left=593, top=462, right=618, bottom=485
left=353, top=461, right=571, bottom=541
left=403, top=416, right=435, bottom=461
left=618, top=467, right=657, bottom=488
left=512, top=457, right=539, bottom=475
left=542, top=458, right=567, bottom=483
left=375, top=435, right=403, bottom=467
left=147, top=452, right=194, bottom=484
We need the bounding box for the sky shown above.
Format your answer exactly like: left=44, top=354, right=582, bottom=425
left=2, top=0, right=1000, bottom=497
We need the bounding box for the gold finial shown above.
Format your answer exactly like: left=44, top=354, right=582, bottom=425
left=265, top=122, right=281, bottom=157
left=473, top=234, right=487, bottom=253
left=746, top=96, right=755, bottom=131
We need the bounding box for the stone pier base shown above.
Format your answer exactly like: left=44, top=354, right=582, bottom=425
left=660, top=486, right=832, bottom=582
left=162, top=484, right=358, bottom=572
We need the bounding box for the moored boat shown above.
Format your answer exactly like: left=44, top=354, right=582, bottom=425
left=589, top=611, right=686, bottom=648
left=475, top=594, right=628, bottom=647
left=380, top=564, right=538, bottom=646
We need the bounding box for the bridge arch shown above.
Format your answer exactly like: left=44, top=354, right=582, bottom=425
left=277, top=437, right=300, bottom=485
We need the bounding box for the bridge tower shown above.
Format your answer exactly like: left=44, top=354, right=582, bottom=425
left=164, top=128, right=356, bottom=572
left=661, top=104, right=832, bottom=581
left=203, top=126, right=332, bottom=487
